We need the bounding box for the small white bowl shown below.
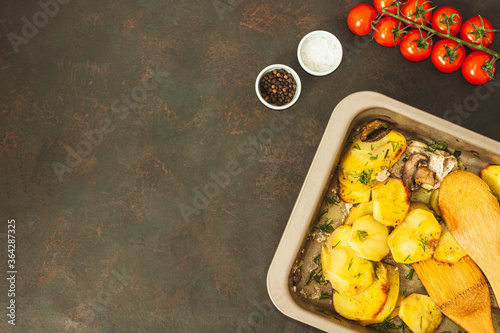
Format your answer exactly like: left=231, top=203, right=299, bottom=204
left=297, top=30, right=343, bottom=76
left=255, top=64, right=301, bottom=110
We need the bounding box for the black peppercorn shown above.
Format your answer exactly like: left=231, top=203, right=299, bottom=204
left=259, top=68, right=296, bottom=107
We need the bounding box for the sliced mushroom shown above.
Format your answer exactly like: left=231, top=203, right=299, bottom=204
left=402, top=153, right=437, bottom=191
left=360, top=120, right=392, bottom=142
left=414, top=167, right=436, bottom=190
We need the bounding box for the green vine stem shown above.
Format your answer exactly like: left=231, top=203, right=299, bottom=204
left=381, top=8, right=500, bottom=60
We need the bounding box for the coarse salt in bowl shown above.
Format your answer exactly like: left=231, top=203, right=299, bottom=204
left=298, top=30, right=343, bottom=76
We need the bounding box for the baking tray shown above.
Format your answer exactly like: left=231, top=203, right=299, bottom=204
left=267, top=91, right=500, bottom=332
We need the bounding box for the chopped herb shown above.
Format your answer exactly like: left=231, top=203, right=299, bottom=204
left=325, top=195, right=340, bottom=206
left=370, top=156, right=378, bottom=160
left=314, top=253, right=321, bottom=266
left=369, top=261, right=379, bottom=279
left=315, top=308, right=327, bottom=315
left=377, top=123, right=393, bottom=131
left=352, top=169, right=373, bottom=186
left=473, top=153, right=480, bottom=159
left=331, top=240, right=341, bottom=249
left=356, top=230, right=369, bottom=242
left=320, top=292, right=332, bottom=299
left=348, top=258, right=354, bottom=270
left=401, top=289, right=408, bottom=298
left=307, top=267, right=326, bottom=285
left=306, top=268, right=318, bottom=284
left=388, top=140, right=401, bottom=152
left=316, top=219, right=335, bottom=233
left=420, top=316, right=423, bottom=330
left=348, top=136, right=356, bottom=143
left=405, top=264, right=415, bottom=280
left=371, top=144, right=374, bottom=150
left=315, top=209, right=328, bottom=224
left=354, top=273, right=362, bottom=279
left=418, top=236, right=429, bottom=252
left=426, top=138, right=449, bottom=153
left=384, top=149, right=389, bottom=159
left=353, top=143, right=361, bottom=150
left=376, top=315, right=400, bottom=330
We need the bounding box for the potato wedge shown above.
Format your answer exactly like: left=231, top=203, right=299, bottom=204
left=480, top=165, right=500, bottom=198
left=409, top=202, right=432, bottom=213
left=361, top=265, right=400, bottom=325
left=433, top=225, right=467, bottom=264
left=429, top=189, right=440, bottom=216
left=321, top=246, right=374, bottom=296
left=348, top=215, right=390, bottom=262
left=387, top=208, right=442, bottom=264
left=325, top=225, right=352, bottom=250
left=334, top=263, right=389, bottom=321
left=372, top=178, right=411, bottom=226
left=339, top=179, right=371, bottom=204
left=340, top=130, right=406, bottom=189
left=399, top=294, right=442, bottom=333
left=344, top=201, right=373, bottom=225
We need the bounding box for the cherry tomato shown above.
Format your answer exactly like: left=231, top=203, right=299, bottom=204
left=401, top=0, right=433, bottom=26
left=348, top=4, right=378, bottom=36
left=460, top=16, right=495, bottom=49
left=431, top=6, right=462, bottom=37
left=461, top=51, right=496, bottom=85
left=431, top=39, right=466, bottom=73
left=374, top=0, right=397, bottom=14
left=374, top=17, right=404, bottom=47
left=400, top=29, right=433, bottom=62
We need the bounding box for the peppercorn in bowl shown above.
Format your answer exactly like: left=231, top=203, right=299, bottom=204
left=255, top=64, right=301, bottom=110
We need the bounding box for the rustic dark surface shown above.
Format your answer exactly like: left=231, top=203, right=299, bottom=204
left=1, top=0, right=499, bottom=332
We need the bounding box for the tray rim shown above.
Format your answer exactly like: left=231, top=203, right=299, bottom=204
left=266, top=90, right=500, bottom=333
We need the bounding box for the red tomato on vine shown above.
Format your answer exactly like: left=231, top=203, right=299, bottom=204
left=400, top=29, right=433, bottom=62
left=374, top=17, right=404, bottom=47
left=373, top=0, right=397, bottom=15
left=401, top=0, right=434, bottom=26
left=460, top=16, right=496, bottom=49
left=431, top=39, right=466, bottom=73
left=431, top=6, right=462, bottom=37
left=462, top=51, right=496, bottom=85
left=348, top=4, right=378, bottom=36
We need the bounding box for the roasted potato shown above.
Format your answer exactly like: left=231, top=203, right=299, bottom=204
left=333, top=263, right=389, bottom=321
left=339, top=179, right=371, bottom=204
left=348, top=215, right=390, bottom=262
left=322, top=226, right=374, bottom=296
left=340, top=130, right=407, bottom=189
left=429, top=189, right=440, bottom=216
left=361, top=265, right=400, bottom=325
left=387, top=208, right=441, bottom=264
left=433, top=225, right=467, bottom=264
left=372, top=178, right=411, bottom=226
left=399, top=294, right=442, bottom=333
left=480, top=165, right=500, bottom=198
left=344, top=201, right=374, bottom=225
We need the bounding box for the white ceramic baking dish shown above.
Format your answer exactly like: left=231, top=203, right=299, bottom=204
left=267, top=91, right=500, bottom=332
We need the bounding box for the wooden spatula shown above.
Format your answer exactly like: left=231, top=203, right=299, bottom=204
left=439, top=170, right=500, bottom=304
left=414, top=256, right=495, bottom=333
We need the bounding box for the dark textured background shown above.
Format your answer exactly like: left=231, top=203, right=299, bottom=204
left=1, top=0, right=499, bottom=332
